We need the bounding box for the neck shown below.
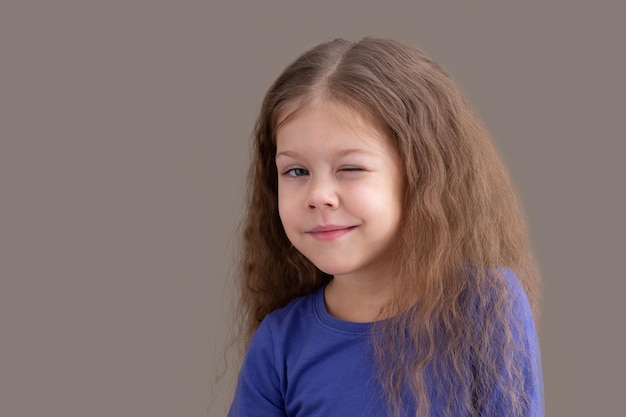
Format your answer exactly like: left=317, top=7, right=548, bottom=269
left=323, top=273, right=393, bottom=323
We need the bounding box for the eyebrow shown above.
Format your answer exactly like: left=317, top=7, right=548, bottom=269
left=275, top=148, right=378, bottom=159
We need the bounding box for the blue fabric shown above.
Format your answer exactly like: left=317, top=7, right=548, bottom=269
left=228, top=270, right=544, bottom=417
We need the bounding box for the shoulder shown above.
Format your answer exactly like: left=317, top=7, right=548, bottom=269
left=497, top=267, right=535, bottom=326
left=465, top=267, right=534, bottom=324
left=263, top=288, right=319, bottom=334
left=246, top=289, right=320, bottom=358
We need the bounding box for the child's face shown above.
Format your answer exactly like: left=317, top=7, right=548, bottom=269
left=275, top=103, right=404, bottom=282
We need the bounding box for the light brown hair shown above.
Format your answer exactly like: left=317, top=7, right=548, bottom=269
left=236, top=37, right=540, bottom=417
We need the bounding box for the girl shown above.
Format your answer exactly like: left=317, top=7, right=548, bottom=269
left=228, top=37, right=543, bottom=417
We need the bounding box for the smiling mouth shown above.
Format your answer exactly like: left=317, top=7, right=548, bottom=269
left=306, top=225, right=357, bottom=241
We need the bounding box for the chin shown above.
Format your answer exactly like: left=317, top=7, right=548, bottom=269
left=298, top=249, right=363, bottom=276
left=310, top=261, right=356, bottom=277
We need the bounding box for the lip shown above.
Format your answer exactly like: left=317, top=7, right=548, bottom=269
left=306, top=225, right=357, bottom=241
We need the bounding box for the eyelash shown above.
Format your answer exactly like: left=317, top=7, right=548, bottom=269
left=282, top=167, right=309, bottom=177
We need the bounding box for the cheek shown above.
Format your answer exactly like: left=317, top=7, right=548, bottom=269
left=277, top=191, right=297, bottom=231
left=351, top=183, right=403, bottom=235
left=348, top=181, right=400, bottom=214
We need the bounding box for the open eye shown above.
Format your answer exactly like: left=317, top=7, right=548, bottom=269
left=283, top=167, right=310, bottom=177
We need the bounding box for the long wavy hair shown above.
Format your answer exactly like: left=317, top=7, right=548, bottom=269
left=236, top=37, right=540, bottom=417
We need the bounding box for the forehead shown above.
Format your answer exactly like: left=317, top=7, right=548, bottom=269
left=275, top=100, right=390, bottom=152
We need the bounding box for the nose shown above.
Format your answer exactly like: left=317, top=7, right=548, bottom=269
left=306, top=175, right=339, bottom=210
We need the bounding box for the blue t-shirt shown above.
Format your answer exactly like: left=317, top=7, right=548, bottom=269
left=228, top=270, right=544, bottom=417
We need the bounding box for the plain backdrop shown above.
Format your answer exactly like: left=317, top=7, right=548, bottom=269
left=2, top=1, right=624, bottom=416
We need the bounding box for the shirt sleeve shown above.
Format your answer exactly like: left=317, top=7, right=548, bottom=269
left=487, top=268, right=545, bottom=417
left=227, top=317, right=287, bottom=417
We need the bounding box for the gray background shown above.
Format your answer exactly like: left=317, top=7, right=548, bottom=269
left=2, top=1, right=624, bottom=416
